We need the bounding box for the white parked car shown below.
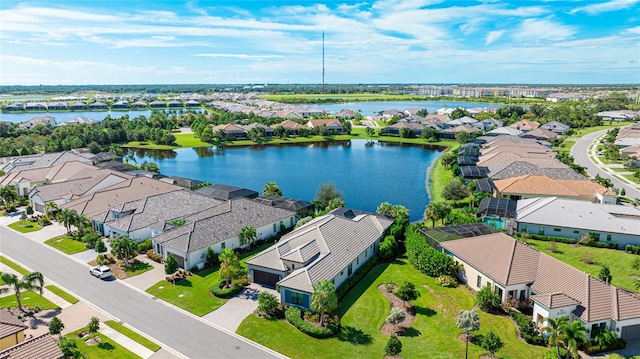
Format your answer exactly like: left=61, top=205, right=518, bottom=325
left=90, top=265, right=113, bottom=279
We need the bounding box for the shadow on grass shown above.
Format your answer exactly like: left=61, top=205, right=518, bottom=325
left=415, top=306, right=437, bottom=317
left=337, top=326, right=373, bottom=345
left=97, top=342, right=115, bottom=350
left=336, top=262, right=390, bottom=317
left=402, top=327, right=422, bottom=337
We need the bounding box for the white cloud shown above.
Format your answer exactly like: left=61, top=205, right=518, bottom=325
left=512, top=18, right=577, bottom=42
left=485, top=30, right=505, bottom=45
left=194, top=53, right=284, bottom=59
left=570, top=0, right=640, bottom=15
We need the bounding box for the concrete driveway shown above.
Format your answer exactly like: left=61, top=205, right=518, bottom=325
left=203, top=283, right=279, bottom=332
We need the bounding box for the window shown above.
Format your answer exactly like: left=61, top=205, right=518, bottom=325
left=365, top=249, right=368, bottom=258
left=538, top=227, right=545, bottom=235
left=291, top=263, right=295, bottom=270
left=495, top=287, right=503, bottom=298
left=357, top=257, right=359, bottom=265
left=273, top=223, right=277, bottom=232
left=290, top=291, right=304, bottom=306
left=340, top=270, right=344, bottom=276
left=606, top=234, right=612, bottom=241
left=239, top=236, right=245, bottom=246
left=477, top=276, right=482, bottom=288
left=290, top=217, right=293, bottom=226
left=553, top=228, right=561, bottom=232
left=589, top=232, right=601, bottom=241
left=221, top=242, right=226, bottom=250
left=348, top=264, right=353, bottom=276
left=519, top=290, right=526, bottom=301
left=520, top=224, right=527, bottom=232
left=573, top=230, right=579, bottom=234
left=487, top=281, right=492, bottom=288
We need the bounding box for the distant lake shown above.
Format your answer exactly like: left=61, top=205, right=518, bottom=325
left=130, top=140, right=441, bottom=221
left=0, top=109, right=205, bottom=124
left=312, top=100, right=503, bottom=115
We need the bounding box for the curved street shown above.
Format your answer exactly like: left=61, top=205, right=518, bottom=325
left=0, top=226, right=283, bottom=359
left=570, top=128, right=640, bottom=200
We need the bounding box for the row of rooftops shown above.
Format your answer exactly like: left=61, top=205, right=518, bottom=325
left=4, top=100, right=203, bottom=111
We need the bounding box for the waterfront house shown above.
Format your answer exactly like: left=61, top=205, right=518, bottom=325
left=440, top=232, right=640, bottom=341
left=149, top=100, right=166, bottom=109
left=195, top=184, right=259, bottom=201
left=153, top=198, right=296, bottom=270
left=18, top=116, right=56, bottom=129
left=70, top=102, right=87, bottom=111
left=445, top=116, right=478, bottom=127
left=167, top=100, right=183, bottom=108
left=4, top=103, right=24, bottom=111
left=241, top=123, right=274, bottom=137
left=515, top=197, right=640, bottom=248
left=25, top=102, right=47, bottom=111
left=379, top=121, right=424, bottom=137
left=158, top=175, right=203, bottom=189
left=47, top=102, right=68, bottom=111
left=307, top=119, right=345, bottom=134
left=89, top=102, right=108, bottom=110
left=112, top=100, right=130, bottom=109
left=334, top=109, right=358, bottom=119
left=493, top=175, right=616, bottom=204
left=277, top=120, right=307, bottom=135
left=131, top=101, right=148, bottom=109
left=253, top=195, right=315, bottom=218
left=211, top=123, right=247, bottom=140
left=246, top=208, right=393, bottom=309
left=57, top=116, right=98, bottom=126
left=438, top=124, right=480, bottom=139
left=185, top=100, right=200, bottom=107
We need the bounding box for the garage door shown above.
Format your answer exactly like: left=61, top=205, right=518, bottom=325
left=253, top=270, right=280, bottom=287
left=621, top=324, right=640, bottom=341
left=169, top=253, right=185, bottom=269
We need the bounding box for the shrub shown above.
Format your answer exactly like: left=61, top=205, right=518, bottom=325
left=82, top=232, right=100, bottom=248
left=205, top=247, right=218, bottom=267
left=395, top=281, right=419, bottom=303
left=525, top=233, right=619, bottom=249
left=146, top=249, right=163, bottom=263
left=164, top=254, right=179, bottom=275
left=257, top=292, right=279, bottom=317
left=379, top=235, right=397, bottom=260
left=385, top=335, right=402, bottom=355
left=285, top=306, right=339, bottom=338
left=254, top=239, right=265, bottom=247
left=405, top=225, right=454, bottom=277
left=510, top=312, right=544, bottom=345
left=544, top=348, right=567, bottom=359
left=476, top=285, right=501, bottom=312
left=137, top=239, right=153, bottom=253
left=211, top=279, right=244, bottom=298
left=336, top=255, right=378, bottom=299
left=625, top=244, right=640, bottom=255
left=26, top=206, right=33, bottom=215
left=38, top=218, right=52, bottom=226
left=436, top=275, right=459, bottom=288
left=478, top=331, right=504, bottom=355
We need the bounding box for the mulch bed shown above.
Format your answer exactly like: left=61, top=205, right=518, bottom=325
left=378, top=284, right=416, bottom=337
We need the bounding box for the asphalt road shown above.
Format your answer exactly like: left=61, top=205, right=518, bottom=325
left=571, top=128, right=640, bottom=200
left=0, top=226, right=282, bottom=359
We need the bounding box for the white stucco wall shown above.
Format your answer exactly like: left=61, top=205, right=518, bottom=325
left=613, top=317, right=640, bottom=339
left=532, top=302, right=578, bottom=328
left=517, top=222, right=640, bottom=248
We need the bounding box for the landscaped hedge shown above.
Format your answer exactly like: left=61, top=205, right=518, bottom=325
left=336, top=255, right=378, bottom=299
left=211, top=279, right=245, bottom=298
left=625, top=244, right=640, bottom=255
left=510, top=312, right=544, bottom=346
left=405, top=225, right=453, bottom=277
left=285, top=306, right=339, bottom=338
left=525, top=233, right=619, bottom=249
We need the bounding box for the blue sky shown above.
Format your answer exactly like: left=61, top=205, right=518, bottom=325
left=0, top=0, right=638, bottom=85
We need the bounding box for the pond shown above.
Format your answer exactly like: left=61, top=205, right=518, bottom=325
left=130, top=140, right=442, bottom=221
left=311, top=100, right=503, bottom=115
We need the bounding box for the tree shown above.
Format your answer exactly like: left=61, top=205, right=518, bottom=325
left=239, top=226, right=257, bottom=248
left=385, top=334, right=402, bottom=356
left=456, top=308, right=480, bottom=359
left=599, top=264, right=613, bottom=284
left=164, top=253, right=179, bottom=275
left=205, top=247, right=218, bottom=267
left=87, top=316, right=100, bottom=341
left=442, top=180, right=470, bottom=204
left=45, top=201, right=58, bottom=220
left=109, top=234, right=137, bottom=266
left=140, top=161, right=160, bottom=173
left=478, top=331, right=504, bottom=356
left=257, top=291, right=279, bottom=317
left=58, top=336, right=78, bottom=357
left=58, top=209, right=78, bottom=234
left=315, top=182, right=343, bottom=210
left=386, top=307, right=406, bottom=329
left=376, top=202, right=409, bottom=225
left=311, top=280, right=338, bottom=326
left=0, top=271, right=44, bottom=311
left=440, top=151, right=458, bottom=169
left=325, top=198, right=345, bottom=211
left=365, top=127, right=375, bottom=136
left=94, top=238, right=107, bottom=254
left=455, top=131, right=471, bottom=144
left=88, top=141, right=101, bottom=154
left=263, top=182, right=282, bottom=196
left=476, top=285, right=501, bottom=312
left=394, top=281, right=420, bottom=306
left=48, top=316, right=64, bottom=339
left=542, top=316, right=569, bottom=359
left=561, top=320, right=588, bottom=359
left=219, top=248, right=242, bottom=288
left=426, top=200, right=452, bottom=226
left=399, top=127, right=413, bottom=138
left=0, top=186, right=18, bottom=209
left=294, top=216, right=313, bottom=229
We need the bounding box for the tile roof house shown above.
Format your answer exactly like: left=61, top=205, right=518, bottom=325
left=493, top=175, right=617, bottom=204
left=486, top=161, right=586, bottom=181
left=153, top=198, right=297, bottom=270
left=509, top=119, right=540, bottom=132
left=0, top=161, right=97, bottom=197
left=246, top=209, right=393, bottom=309
left=211, top=123, right=247, bottom=140
left=334, top=109, right=358, bottom=119
left=195, top=184, right=259, bottom=201
left=515, top=197, right=640, bottom=248
left=17, top=116, right=56, bottom=129
left=0, top=333, right=63, bottom=359
left=523, top=127, right=559, bottom=141
left=92, top=189, right=223, bottom=240
left=306, top=119, right=345, bottom=134
left=253, top=195, right=315, bottom=218
left=0, top=151, right=96, bottom=174
left=379, top=121, right=424, bottom=136
left=0, top=310, right=27, bottom=350
left=540, top=121, right=570, bottom=135
left=441, top=232, right=640, bottom=341
left=445, top=116, right=478, bottom=127
left=158, top=175, right=203, bottom=189
left=241, top=123, right=274, bottom=137
left=276, top=120, right=307, bottom=135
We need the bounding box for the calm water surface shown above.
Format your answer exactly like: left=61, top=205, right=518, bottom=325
left=312, top=100, right=503, bottom=115
left=131, top=140, right=441, bottom=221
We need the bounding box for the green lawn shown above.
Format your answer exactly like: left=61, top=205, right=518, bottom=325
left=556, top=139, right=576, bottom=153
left=104, top=321, right=161, bottom=352
left=621, top=174, right=640, bottom=184
left=44, top=235, right=88, bottom=254
left=45, top=285, right=79, bottom=304
left=0, top=255, right=30, bottom=275
left=69, top=328, right=140, bottom=359
left=146, top=243, right=271, bottom=316
left=569, top=122, right=636, bottom=138
left=0, top=290, right=60, bottom=310
left=7, top=220, right=43, bottom=233
left=607, top=167, right=633, bottom=173
left=174, top=133, right=214, bottom=148
left=123, top=261, right=154, bottom=277
left=526, top=239, right=640, bottom=292
left=237, top=258, right=547, bottom=359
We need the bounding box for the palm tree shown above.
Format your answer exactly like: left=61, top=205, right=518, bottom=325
left=424, top=203, right=439, bottom=228
left=0, top=186, right=18, bottom=210
left=109, top=234, right=137, bottom=266
left=560, top=320, right=588, bottom=359
left=58, top=209, right=78, bottom=234
left=311, top=280, right=338, bottom=326
left=262, top=182, right=282, bottom=196
left=456, top=308, right=480, bottom=359
left=376, top=202, right=394, bottom=217
left=239, top=226, right=257, bottom=249
left=0, top=271, right=44, bottom=311
left=542, top=316, right=569, bottom=359
left=45, top=201, right=58, bottom=220
left=219, top=248, right=241, bottom=288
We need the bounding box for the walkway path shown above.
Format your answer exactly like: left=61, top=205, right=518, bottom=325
left=203, top=283, right=279, bottom=332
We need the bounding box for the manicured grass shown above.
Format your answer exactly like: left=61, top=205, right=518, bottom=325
left=526, top=239, right=640, bottom=292
left=173, top=133, right=213, bottom=148
left=556, top=139, right=575, bottom=153
left=621, top=174, right=640, bottom=184
left=44, top=235, right=88, bottom=255
left=146, top=243, right=271, bottom=316
left=430, top=147, right=459, bottom=203
left=569, top=122, right=636, bottom=138
left=104, top=321, right=161, bottom=352
left=0, top=290, right=60, bottom=310
left=123, top=261, right=154, bottom=277
left=608, top=167, right=633, bottom=173
left=8, top=220, right=43, bottom=233
left=45, top=285, right=79, bottom=304
left=69, top=327, right=141, bottom=359
left=122, top=141, right=176, bottom=150
left=0, top=255, right=30, bottom=275
left=237, top=258, right=547, bottom=359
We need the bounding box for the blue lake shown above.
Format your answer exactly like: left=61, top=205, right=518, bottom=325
left=312, top=100, right=503, bottom=115
left=130, top=140, right=442, bottom=221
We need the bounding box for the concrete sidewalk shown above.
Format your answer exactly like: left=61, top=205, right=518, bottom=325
left=100, top=323, right=155, bottom=359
